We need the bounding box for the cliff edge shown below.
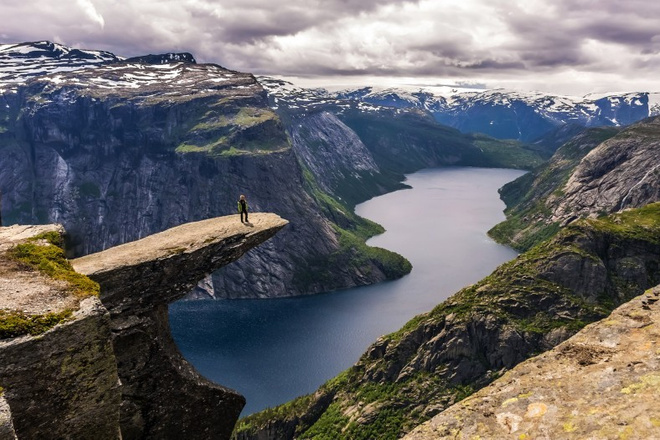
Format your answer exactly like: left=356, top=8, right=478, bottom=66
left=0, top=213, right=287, bottom=439
left=404, top=285, right=660, bottom=439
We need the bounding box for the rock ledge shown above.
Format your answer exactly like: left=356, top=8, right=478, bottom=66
left=404, top=286, right=660, bottom=439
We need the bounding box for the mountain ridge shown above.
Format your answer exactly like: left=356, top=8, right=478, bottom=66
left=260, top=77, right=653, bottom=143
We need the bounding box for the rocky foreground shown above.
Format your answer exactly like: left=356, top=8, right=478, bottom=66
left=404, top=285, right=660, bottom=439
left=0, top=214, right=286, bottom=439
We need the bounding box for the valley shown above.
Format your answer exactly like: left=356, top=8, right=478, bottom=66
left=0, top=40, right=658, bottom=440
left=170, top=167, right=524, bottom=416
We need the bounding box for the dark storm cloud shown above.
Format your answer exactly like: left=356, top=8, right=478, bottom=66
left=1, top=0, right=659, bottom=94
left=497, top=0, right=660, bottom=70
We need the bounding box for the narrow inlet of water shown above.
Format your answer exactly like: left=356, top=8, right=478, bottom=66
left=169, top=167, right=526, bottom=415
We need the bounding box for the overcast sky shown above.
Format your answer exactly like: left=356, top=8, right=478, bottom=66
left=1, top=0, right=659, bottom=95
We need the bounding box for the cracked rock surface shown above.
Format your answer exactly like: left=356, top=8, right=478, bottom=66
left=404, top=286, right=660, bottom=440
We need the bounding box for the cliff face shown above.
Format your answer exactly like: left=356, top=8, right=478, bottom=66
left=0, top=214, right=286, bottom=439
left=0, top=224, right=119, bottom=439
left=261, top=78, right=546, bottom=191
left=234, top=204, right=660, bottom=440
left=555, top=117, right=660, bottom=217
left=288, top=111, right=388, bottom=202
left=0, top=297, right=120, bottom=439
left=490, top=117, right=660, bottom=250
left=0, top=395, right=17, bottom=439
left=404, top=284, right=660, bottom=440
left=0, top=42, right=408, bottom=299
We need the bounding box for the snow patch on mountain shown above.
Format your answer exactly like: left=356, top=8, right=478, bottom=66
left=0, top=41, right=120, bottom=93
left=648, top=92, right=660, bottom=116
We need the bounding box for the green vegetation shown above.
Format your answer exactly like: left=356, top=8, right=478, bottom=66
left=236, top=205, right=660, bottom=440
left=469, top=134, right=546, bottom=169
left=336, top=227, right=412, bottom=279
left=338, top=108, right=544, bottom=175
left=8, top=231, right=99, bottom=299
left=174, top=104, right=289, bottom=157
left=488, top=211, right=560, bottom=251
left=292, top=164, right=412, bottom=292
left=0, top=231, right=97, bottom=340
left=234, top=393, right=317, bottom=438
left=587, top=203, right=660, bottom=244
left=488, top=127, right=620, bottom=250
left=0, top=309, right=73, bottom=339
left=297, top=402, right=351, bottom=439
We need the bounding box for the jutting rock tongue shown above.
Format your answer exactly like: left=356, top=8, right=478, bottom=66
left=72, top=213, right=288, bottom=439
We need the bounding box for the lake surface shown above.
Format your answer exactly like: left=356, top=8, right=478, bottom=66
left=169, top=167, right=526, bottom=416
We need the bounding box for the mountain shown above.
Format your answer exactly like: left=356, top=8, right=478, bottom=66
left=490, top=117, right=660, bottom=250
left=431, top=89, right=648, bottom=142
left=259, top=77, right=546, bottom=204
left=0, top=41, right=410, bottom=299
left=275, top=79, right=651, bottom=143
left=0, top=41, right=119, bottom=92
left=1, top=42, right=555, bottom=300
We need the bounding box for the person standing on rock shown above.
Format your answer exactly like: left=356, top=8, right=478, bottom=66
left=238, top=195, right=249, bottom=223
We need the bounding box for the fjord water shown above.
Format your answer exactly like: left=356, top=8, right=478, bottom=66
left=169, top=167, right=525, bottom=415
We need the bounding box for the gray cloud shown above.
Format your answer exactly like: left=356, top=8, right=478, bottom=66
left=0, top=0, right=658, bottom=94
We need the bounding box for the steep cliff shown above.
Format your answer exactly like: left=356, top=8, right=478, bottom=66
left=0, top=41, right=409, bottom=299
left=234, top=204, right=660, bottom=440
left=0, top=224, right=119, bottom=439
left=490, top=117, right=660, bottom=250
left=287, top=111, right=407, bottom=207
left=404, top=285, right=660, bottom=440
left=0, top=214, right=286, bottom=439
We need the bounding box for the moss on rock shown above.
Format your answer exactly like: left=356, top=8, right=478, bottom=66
left=0, top=310, right=73, bottom=339
left=8, top=232, right=99, bottom=299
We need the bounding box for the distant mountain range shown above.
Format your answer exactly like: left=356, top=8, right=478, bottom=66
left=259, top=77, right=659, bottom=142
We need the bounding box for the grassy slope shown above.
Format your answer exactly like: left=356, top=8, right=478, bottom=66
left=234, top=203, right=660, bottom=440
left=292, top=165, right=412, bottom=292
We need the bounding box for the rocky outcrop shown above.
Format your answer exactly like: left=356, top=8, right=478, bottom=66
left=490, top=117, right=660, bottom=251
left=0, top=224, right=120, bottom=439
left=0, top=394, right=17, bottom=440
left=555, top=116, right=660, bottom=218
left=72, top=213, right=287, bottom=439
left=0, top=297, right=120, bottom=440
left=404, top=285, right=660, bottom=439
left=234, top=204, right=660, bottom=440
left=1, top=214, right=286, bottom=439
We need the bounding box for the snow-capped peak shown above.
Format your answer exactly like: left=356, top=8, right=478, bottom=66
left=0, top=41, right=121, bottom=93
